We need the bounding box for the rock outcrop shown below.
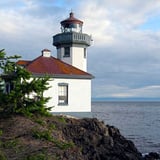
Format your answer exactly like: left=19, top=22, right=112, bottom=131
left=0, top=115, right=159, bottom=160
left=63, top=118, right=143, bottom=160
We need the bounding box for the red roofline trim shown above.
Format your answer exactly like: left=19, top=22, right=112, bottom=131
left=17, top=56, right=94, bottom=79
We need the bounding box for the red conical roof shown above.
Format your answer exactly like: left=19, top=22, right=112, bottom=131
left=61, top=12, right=83, bottom=25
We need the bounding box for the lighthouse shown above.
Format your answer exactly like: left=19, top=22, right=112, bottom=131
left=17, top=12, right=93, bottom=112
left=53, top=12, right=92, bottom=72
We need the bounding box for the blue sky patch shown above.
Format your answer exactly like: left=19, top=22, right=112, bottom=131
left=139, top=15, right=160, bottom=31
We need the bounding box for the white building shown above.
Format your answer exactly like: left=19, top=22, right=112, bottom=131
left=17, top=12, right=94, bottom=112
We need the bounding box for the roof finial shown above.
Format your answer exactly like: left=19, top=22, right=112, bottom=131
left=70, top=9, right=74, bottom=18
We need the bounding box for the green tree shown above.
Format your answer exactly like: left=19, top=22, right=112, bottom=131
left=0, top=49, right=51, bottom=116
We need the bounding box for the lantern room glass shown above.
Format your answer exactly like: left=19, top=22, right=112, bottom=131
left=61, top=23, right=82, bottom=33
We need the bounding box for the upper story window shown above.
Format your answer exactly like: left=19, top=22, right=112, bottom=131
left=84, top=48, right=86, bottom=58
left=64, top=47, right=70, bottom=57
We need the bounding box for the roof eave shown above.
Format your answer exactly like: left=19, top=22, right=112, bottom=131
left=31, top=73, right=94, bottom=79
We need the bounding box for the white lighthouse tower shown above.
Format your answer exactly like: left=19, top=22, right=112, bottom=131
left=53, top=12, right=92, bottom=72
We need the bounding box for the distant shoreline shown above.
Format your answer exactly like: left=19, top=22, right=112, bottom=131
left=92, top=97, right=160, bottom=102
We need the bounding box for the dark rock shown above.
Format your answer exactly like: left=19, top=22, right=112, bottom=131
left=144, top=152, right=160, bottom=160
left=63, top=118, right=143, bottom=160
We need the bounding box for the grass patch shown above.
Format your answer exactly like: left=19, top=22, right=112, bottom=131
left=57, top=116, right=66, bottom=123
left=24, top=152, right=60, bottom=160
left=1, top=139, right=21, bottom=153
left=32, top=128, right=74, bottom=150
left=33, top=117, right=57, bottom=131
left=25, top=153, right=49, bottom=160
left=53, top=139, right=75, bottom=150
left=34, top=119, right=46, bottom=126
left=32, top=129, right=53, bottom=142
left=2, top=139, right=19, bottom=149
left=48, top=123, right=56, bottom=130
left=0, top=150, right=7, bottom=160
left=0, top=130, right=3, bottom=136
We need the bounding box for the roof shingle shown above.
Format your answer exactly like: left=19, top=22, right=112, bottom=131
left=17, top=56, right=93, bottom=79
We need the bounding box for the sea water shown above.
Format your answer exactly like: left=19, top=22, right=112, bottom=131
left=92, top=101, right=160, bottom=154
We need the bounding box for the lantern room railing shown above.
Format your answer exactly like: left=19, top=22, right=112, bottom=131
left=53, top=32, right=91, bottom=46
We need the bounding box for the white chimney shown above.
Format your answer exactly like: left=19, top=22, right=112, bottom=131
left=42, top=49, right=51, bottom=57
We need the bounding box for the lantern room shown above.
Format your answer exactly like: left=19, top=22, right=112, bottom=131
left=60, top=12, right=83, bottom=33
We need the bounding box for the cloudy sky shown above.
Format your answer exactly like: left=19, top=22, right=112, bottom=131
left=1, top=0, right=160, bottom=100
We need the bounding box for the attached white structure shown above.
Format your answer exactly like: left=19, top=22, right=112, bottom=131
left=17, top=12, right=93, bottom=112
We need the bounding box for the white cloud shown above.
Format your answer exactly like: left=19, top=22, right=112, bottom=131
left=93, top=84, right=160, bottom=98
left=78, top=0, right=160, bottom=47
left=0, top=3, right=57, bottom=58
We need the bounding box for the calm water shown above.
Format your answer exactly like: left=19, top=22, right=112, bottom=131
left=92, top=101, right=160, bottom=154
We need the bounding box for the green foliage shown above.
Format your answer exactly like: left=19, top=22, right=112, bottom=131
left=32, top=128, right=74, bottom=150
left=48, top=123, right=56, bottom=130
left=25, top=150, right=60, bottom=160
left=57, top=116, right=66, bottom=123
left=0, top=130, right=3, bottom=136
left=0, top=49, right=5, bottom=58
left=25, top=153, right=49, bottom=160
left=0, top=150, right=7, bottom=160
left=35, top=119, right=46, bottom=126
left=32, top=129, right=53, bottom=142
left=0, top=49, right=51, bottom=117
left=35, top=118, right=57, bottom=129
left=2, top=139, right=19, bottom=149
left=53, top=139, right=75, bottom=150
left=0, top=139, right=21, bottom=154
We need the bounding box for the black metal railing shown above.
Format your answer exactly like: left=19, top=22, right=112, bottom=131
left=53, top=32, right=91, bottom=46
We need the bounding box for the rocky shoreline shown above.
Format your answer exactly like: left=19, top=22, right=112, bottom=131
left=0, top=115, right=159, bottom=160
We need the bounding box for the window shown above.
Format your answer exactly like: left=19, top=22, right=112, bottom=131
left=64, top=47, right=70, bottom=57
left=58, top=83, right=68, bottom=105
left=84, top=48, right=87, bottom=58
left=0, top=80, right=5, bottom=93
left=5, top=82, right=14, bottom=94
